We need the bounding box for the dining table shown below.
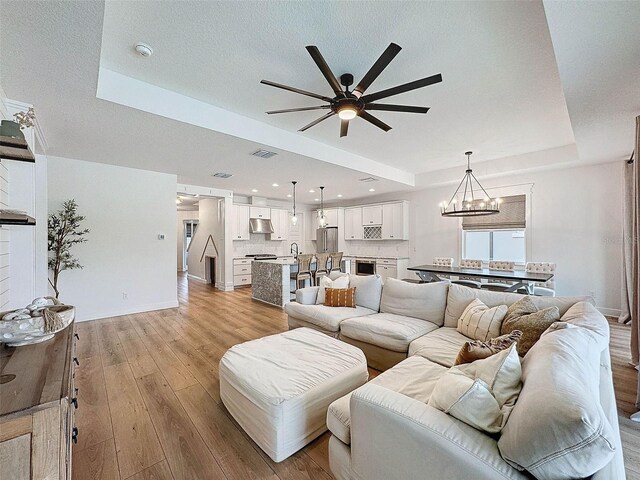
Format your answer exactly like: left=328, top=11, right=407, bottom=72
left=407, top=264, right=554, bottom=294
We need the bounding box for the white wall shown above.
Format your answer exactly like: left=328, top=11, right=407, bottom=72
left=47, top=156, right=178, bottom=321
left=176, top=209, right=199, bottom=272
left=337, top=162, right=624, bottom=314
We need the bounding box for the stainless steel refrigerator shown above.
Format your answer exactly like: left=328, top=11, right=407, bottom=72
left=316, top=227, right=338, bottom=253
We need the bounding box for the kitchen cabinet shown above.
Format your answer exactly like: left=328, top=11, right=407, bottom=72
left=232, top=204, right=250, bottom=240
left=362, top=205, right=383, bottom=225
left=344, top=207, right=363, bottom=240
left=269, top=208, right=289, bottom=241
left=234, top=258, right=252, bottom=286
left=377, top=264, right=398, bottom=283
left=382, top=202, right=409, bottom=240
left=249, top=206, right=271, bottom=220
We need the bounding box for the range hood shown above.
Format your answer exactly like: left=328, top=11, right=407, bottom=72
left=0, top=209, right=36, bottom=226
left=249, top=218, right=274, bottom=234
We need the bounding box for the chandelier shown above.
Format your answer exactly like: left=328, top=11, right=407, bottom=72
left=290, top=181, right=298, bottom=226
left=318, top=186, right=326, bottom=227
left=440, top=151, right=501, bottom=217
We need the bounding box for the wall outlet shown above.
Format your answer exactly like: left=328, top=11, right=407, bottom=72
left=158, top=234, right=165, bottom=240
left=122, top=292, right=128, bottom=300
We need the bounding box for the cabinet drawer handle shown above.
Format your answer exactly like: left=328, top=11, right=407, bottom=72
left=73, top=357, right=80, bottom=366
left=71, top=397, right=78, bottom=409
left=74, top=333, right=80, bottom=340
left=72, top=427, right=79, bottom=443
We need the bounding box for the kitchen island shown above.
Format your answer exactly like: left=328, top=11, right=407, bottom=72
left=251, top=258, right=298, bottom=307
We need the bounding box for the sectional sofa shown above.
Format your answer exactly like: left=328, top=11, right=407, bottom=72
left=284, top=275, right=625, bottom=480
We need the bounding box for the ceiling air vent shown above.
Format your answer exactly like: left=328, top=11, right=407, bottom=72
left=359, top=177, right=379, bottom=183
left=212, top=172, right=233, bottom=178
left=251, top=149, right=278, bottom=159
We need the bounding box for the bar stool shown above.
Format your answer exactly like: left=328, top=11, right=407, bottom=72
left=452, top=259, right=482, bottom=288
left=313, top=252, right=331, bottom=286
left=481, top=261, right=515, bottom=291
left=329, top=252, right=344, bottom=272
left=290, top=254, right=313, bottom=290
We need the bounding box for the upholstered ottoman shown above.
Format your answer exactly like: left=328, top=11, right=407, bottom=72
left=219, top=327, right=368, bottom=462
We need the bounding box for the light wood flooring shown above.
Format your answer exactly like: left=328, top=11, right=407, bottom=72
left=72, top=274, right=639, bottom=480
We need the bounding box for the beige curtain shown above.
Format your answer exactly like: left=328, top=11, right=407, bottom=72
left=621, top=116, right=640, bottom=412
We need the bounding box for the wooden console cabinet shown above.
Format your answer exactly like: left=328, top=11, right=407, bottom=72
left=0, top=323, right=77, bottom=479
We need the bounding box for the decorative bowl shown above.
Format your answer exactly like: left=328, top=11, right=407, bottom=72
left=0, top=298, right=75, bottom=347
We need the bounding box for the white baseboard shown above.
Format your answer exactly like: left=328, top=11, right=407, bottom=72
left=74, top=300, right=180, bottom=322
left=597, top=307, right=622, bottom=318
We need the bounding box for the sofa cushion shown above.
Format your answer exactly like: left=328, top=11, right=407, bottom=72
left=348, top=274, right=383, bottom=311
left=444, top=283, right=592, bottom=328
left=316, top=275, right=350, bottom=304
left=380, top=278, right=449, bottom=326
left=284, top=302, right=376, bottom=333
left=455, top=330, right=522, bottom=365
left=324, top=287, right=357, bottom=308
left=340, top=313, right=440, bottom=352
left=498, top=303, right=616, bottom=479
left=501, top=298, right=560, bottom=355
left=456, top=298, right=508, bottom=341
left=327, top=355, right=447, bottom=444
left=429, top=344, right=522, bottom=434
left=408, top=327, right=471, bottom=367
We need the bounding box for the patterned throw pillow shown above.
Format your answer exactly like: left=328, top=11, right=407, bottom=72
left=457, top=298, right=508, bottom=341
left=324, top=287, right=357, bottom=308
left=455, top=330, right=523, bottom=365
left=500, top=298, right=560, bottom=355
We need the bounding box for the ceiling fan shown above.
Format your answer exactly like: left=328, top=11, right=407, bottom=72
left=261, top=43, right=442, bottom=137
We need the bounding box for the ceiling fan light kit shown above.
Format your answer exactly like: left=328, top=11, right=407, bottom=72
left=440, top=152, right=501, bottom=217
left=261, top=43, right=442, bottom=137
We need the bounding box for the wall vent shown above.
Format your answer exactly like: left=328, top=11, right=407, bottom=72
left=359, top=177, right=379, bottom=183
left=212, top=172, right=233, bottom=178
left=251, top=149, right=278, bottom=159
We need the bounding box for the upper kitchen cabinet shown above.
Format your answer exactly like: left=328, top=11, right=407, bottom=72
left=344, top=207, right=363, bottom=240
left=232, top=204, right=250, bottom=240
left=382, top=202, right=409, bottom=240
left=269, top=208, right=289, bottom=241
left=362, top=205, right=383, bottom=225
left=312, top=208, right=338, bottom=228
left=249, top=206, right=270, bottom=219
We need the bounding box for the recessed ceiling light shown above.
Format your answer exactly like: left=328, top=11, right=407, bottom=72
left=251, top=189, right=258, bottom=193
left=287, top=194, right=292, bottom=198
left=314, top=198, right=320, bottom=201
left=272, top=183, right=279, bottom=187
left=337, top=194, right=343, bottom=198
left=369, top=188, right=376, bottom=192
left=135, top=43, right=153, bottom=57
left=309, top=189, right=315, bottom=193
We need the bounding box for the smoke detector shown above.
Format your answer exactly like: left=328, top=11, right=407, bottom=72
left=135, top=43, right=153, bottom=57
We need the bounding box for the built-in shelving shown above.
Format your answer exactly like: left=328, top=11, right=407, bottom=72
left=0, top=135, right=35, bottom=163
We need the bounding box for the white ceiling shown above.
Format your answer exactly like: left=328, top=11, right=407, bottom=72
left=1, top=1, right=637, bottom=204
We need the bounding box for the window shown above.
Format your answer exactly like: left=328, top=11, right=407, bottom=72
left=462, top=194, right=527, bottom=263
left=464, top=230, right=526, bottom=263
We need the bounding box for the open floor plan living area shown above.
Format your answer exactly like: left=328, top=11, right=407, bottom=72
left=0, top=1, right=639, bottom=479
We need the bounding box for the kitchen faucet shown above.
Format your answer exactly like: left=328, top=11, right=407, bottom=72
left=290, top=242, right=299, bottom=257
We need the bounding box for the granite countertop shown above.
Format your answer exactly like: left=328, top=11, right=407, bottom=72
left=343, top=255, right=410, bottom=260
left=253, top=258, right=297, bottom=265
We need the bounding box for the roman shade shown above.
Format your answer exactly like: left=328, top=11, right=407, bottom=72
left=462, top=195, right=526, bottom=230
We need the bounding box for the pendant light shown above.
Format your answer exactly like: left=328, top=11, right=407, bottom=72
left=318, top=186, right=327, bottom=227
left=440, top=151, right=501, bottom=217
left=290, top=181, right=298, bottom=226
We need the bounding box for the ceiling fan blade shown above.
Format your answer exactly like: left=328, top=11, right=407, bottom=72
left=340, top=119, right=349, bottom=137
left=365, top=103, right=430, bottom=114
left=305, top=46, right=344, bottom=96
left=361, top=73, right=443, bottom=103
left=353, top=43, right=402, bottom=98
left=358, top=111, right=392, bottom=132
left=298, top=112, right=336, bottom=132
left=261, top=80, right=333, bottom=102
left=266, top=105, right=331, bottom=114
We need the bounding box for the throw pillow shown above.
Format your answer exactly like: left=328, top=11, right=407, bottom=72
left=428, top=344, right=522, bottom=433
left=348, top=274, right=383, bottom=311
left=316, top=275, right=349, bottom=304
left=454, top=330, right=523, bottom=365
left=324, top=287, right=357, bottom=308
left=457, top=298, right=508, bottom=341
left=501, top=296, right=560, bottom=355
